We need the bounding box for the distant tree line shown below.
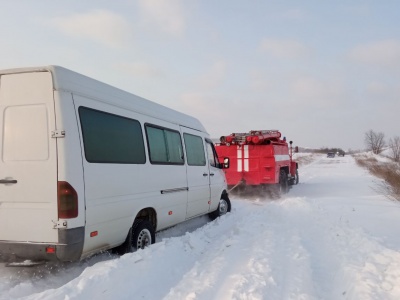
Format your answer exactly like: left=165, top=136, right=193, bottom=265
left=364, top=129, right=400, bottom=162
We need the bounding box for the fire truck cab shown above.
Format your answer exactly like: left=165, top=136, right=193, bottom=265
left=215, top=130, right=298, bottom=196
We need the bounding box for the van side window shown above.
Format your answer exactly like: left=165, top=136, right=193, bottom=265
left=79, top=107, right=146, bottom=164
left=206, top=141, right=217, bottom=167
left=183, top=133, right=206, bottom=166
left=145, top=125, right=184, bottom=165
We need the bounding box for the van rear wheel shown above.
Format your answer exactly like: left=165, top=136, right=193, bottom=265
left=131, top=220, right=155, bottom=250
left=114, top=219, right=155, bottom=255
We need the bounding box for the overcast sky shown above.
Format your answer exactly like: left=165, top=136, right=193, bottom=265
left=1, top=1, right=399, bottom=150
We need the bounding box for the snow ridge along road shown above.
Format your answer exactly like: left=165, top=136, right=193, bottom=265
left=2, top=155, right=400, bottom=299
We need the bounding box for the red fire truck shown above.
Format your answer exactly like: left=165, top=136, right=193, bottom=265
left=215, top=130, right=298, bottom=197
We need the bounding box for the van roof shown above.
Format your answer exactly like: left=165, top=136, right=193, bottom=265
left=0, top=65, right=207, bottom=133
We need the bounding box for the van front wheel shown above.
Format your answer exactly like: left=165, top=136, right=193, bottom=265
left=209, top=195, right=231, bottom=220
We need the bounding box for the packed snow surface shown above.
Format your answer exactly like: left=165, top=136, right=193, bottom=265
left=1, top=155, right=400, bottom=299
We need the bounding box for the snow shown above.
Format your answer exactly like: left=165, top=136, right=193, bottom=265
left=355, top=150, right=393, bottom=164
left=2, top=155, right=400, bottom=299
left=380, top=148, right=397, bottom=162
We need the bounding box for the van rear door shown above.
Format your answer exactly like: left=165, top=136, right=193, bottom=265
left=0, top=71, right=58, bottom=243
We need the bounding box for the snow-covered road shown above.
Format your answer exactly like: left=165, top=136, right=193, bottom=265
left=2, top=154, right=400, bottom=300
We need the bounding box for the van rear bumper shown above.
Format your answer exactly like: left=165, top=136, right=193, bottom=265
left=0, top=227, right=84, bottom=263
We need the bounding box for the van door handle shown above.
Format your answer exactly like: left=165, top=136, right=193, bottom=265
left=210, top=173, right=214, bottom=176
left=203, top=173, right=208, bottom=177
left=0, top=179, right=17, bottom=184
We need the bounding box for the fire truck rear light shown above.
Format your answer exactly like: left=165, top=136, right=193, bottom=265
left=58, top=181, right=78, bottom=219
left=252, top=136, right=260, bottom=144
left=46, top=246, right=56, bottom=254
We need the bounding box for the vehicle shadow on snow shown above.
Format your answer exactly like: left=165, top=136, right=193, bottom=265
left=156, top=215, right=210, bottom=240
left=0, top=215, right=212, bottom=297
left=0, top=251, right=119, bottom=296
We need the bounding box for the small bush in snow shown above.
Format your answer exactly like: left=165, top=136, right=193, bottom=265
left=388, top=136, right=400, bottom=163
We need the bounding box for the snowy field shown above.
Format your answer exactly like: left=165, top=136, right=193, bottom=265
left=2, top=154, right=400, bottom=299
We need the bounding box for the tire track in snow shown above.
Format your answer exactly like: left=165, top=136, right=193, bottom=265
left=5, top=153, right=400, bottom=300
left=318, top=217, right=400, bottom=300
left=163, top=205, right=274, bottom=300
left=163, top=199, right=323, bottom=300
left=160, top=193, right=400, bottom=300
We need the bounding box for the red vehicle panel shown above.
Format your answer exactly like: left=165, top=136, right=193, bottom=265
left=215, top=130, right=298, bottom=194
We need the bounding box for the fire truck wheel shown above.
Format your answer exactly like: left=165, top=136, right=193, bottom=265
left=295, top=170, right=299, bottom=185
left=279, top=170, right=289, bottom=193
left=209, top=194, right=231, bottom=220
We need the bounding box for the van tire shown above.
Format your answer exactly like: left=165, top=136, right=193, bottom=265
left=114, top=219, right=155, bottom=255
left=131, top=219, right=155, bottom=250
left=209, top=194, right=231, bottom=220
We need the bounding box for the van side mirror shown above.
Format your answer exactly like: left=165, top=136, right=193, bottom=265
left=223, top=157, right=230, bottom=169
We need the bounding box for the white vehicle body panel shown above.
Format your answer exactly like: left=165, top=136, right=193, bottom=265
left=205, top=141, right=228, bottom=213
left=182, top=127, right=211, bottom=219
left=0, top=66, right=228, bottom=262
left=0, top=72, right=58, bottom=243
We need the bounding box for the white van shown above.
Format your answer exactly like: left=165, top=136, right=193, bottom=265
left=0, top=66, right=231, bottom=262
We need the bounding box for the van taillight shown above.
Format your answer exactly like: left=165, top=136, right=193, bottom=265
left=58, top=181, right=78, bottom=219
